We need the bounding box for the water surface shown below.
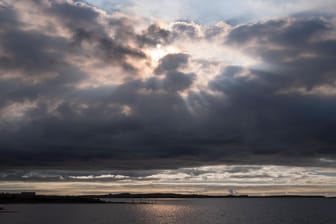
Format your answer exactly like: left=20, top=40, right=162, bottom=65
left=1, top=198, right=336, bottom=224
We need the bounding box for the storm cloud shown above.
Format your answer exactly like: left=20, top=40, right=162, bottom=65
left=0, top=0, right=336, bottom=173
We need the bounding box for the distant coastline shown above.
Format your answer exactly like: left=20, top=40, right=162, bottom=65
left=98, top=193, right=335, bottom=199
left=0, top=192, right=334, bottom=204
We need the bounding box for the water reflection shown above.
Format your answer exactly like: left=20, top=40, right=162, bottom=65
left=134, top=203, right=194, bottom=224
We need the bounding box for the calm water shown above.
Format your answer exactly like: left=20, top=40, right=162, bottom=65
left=1, top=198, right=336, bottom=224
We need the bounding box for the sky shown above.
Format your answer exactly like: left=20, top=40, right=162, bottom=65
left=0, top=0, right=336, bottom=195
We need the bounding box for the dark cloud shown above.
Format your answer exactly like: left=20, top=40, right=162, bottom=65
left=211, top=18, right=336, bottom=158
left=152, top=53, right=195, bottom=91
left=0, top=29, right=69, bottom=75
left=163, top=71, right=195, bottom=92
left=226, top=18, right=336, bottom=90
left=50, top=1, right=100, bottom=26
left=137, top=24, right=172, bottom=47
left=0, top=1, right=335, bottom=171
left=0, top=4, right=20, bottom=30
left=51, top=1, right=147, bottom=72
left=172, top=22, right=200, bottom=39
left=154, top=53, right=190, bottom=74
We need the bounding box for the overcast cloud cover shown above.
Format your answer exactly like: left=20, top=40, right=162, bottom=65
left=0, top=0, right=336, bottom=194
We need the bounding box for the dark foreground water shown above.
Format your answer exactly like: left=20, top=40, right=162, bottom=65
left=1, top=198, right=336, bottom=224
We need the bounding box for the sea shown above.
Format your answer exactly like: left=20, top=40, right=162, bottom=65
left=1, top=198, right=336, bottom=224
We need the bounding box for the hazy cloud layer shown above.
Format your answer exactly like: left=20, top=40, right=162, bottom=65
left=1, top=165, right=336, bottom=195
left=0, top=0, right=336, bottom=172
left=2, top=165, right=336, bottom=185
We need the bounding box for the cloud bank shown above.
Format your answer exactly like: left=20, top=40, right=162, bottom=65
left=0, top=0, right=336, bottom=172
left=1, top=164, right=336, bottom=195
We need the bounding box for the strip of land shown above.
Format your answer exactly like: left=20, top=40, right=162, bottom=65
left=0, top=193, right=334, bottom=204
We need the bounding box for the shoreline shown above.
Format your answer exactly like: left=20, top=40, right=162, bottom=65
left=0, top=193, right=335, bottom=204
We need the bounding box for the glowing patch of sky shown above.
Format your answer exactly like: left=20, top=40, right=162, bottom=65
left=83, top=0, right=336, bottom=23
